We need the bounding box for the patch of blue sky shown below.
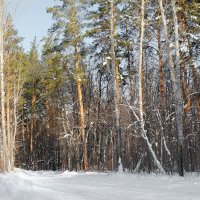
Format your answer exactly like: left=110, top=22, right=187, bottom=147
left=8, top=0, right=56, bottom=51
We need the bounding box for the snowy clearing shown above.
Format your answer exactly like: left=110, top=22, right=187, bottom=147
left=0, top=170, right=200, bottom=200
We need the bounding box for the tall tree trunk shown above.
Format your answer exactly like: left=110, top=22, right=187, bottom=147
left=138, top=0, right=165, bottom=173
left=71, top=0, right=88, bottom=171
left=157, top=26, right=165, bottom=104
left=45, top=94, right=50, bottom=136
left=22, top=109, right=25, bottom=143
left=0, top=0, right=9, bottom=172
left=180, top=0, right=191, bottom=113
left=6, top=75, right=11, bottom=169
left=126, top=19, right=134, bottom=126
left=30, top=93, right=36, bottom=168
left=110, top=0, right=120, bottom=127
left=110, top=0, right=121, bottom=166
left=11, top=83, right=18, bottom=170
left=157, top=24, right=167, bottom=166
left=180, top=0, right=200, bottom=119
left=138, top=0, right=145, bottom=130
left=172, top=0, right=185, bottom=177
left=159, top=0, right=184, bottom=176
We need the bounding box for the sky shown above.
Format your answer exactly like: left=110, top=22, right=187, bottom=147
left=8, top=0, right=56, bottom=51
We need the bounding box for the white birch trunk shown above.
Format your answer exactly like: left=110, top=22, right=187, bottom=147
left=138, top=0, right=145, bottom=133
left=137, top=0, right=165, bottom=173
left=159, top=0, right=184, bottom=176
left=0, top=0, right=9, bottom=172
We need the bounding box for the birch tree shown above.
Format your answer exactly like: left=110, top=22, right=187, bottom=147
left=159, top=0, right=184, bottom=176
left=110, top=0, right=121, bottom=167
left=0, top=0, right=8, bottom=172
left=5, top=0, right=199, bottom=174
left=137, top=0, right=165, bottom=173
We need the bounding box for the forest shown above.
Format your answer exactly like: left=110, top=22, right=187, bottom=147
left=0, top=0, right=199, bottom=178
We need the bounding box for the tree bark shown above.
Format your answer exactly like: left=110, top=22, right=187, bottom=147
left=138, top=0, right=165, bottom=173
left=110, top=0, right=121, bottom=167
left=110, top=0, right=120, bottom=127
left=6, top=74, right=11, bottom=169
left=159, top=0, right=184, bottom=176
left=180, top=0, right=200, bottom=119
left=0, top=0, right=9, bottom=172
left=71, top=0, right=88, bottom=171
left=45, top=94, right=50, bottom=136
left=157, top=26, right=165, bottom=104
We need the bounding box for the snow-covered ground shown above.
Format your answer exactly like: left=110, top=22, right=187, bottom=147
left=0, top=169, right=200, bottom=200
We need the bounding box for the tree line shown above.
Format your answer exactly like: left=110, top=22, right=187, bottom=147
left=0, top=0, right=199, bottom=177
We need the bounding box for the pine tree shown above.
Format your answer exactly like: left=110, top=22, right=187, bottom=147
left=48, top=0, right=89, bottom=171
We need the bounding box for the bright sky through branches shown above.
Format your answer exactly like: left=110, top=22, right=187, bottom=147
left=8, top=0, right=55, bottom=51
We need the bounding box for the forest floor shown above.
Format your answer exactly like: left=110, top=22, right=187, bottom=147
left=0, top=169, right=200, bottom=200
